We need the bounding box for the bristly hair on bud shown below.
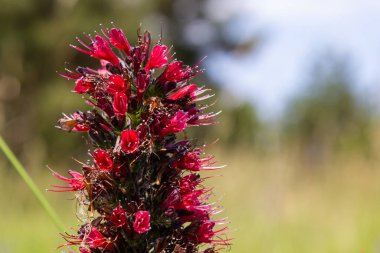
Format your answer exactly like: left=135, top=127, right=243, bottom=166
left=52, top=24, right=231, bottom=253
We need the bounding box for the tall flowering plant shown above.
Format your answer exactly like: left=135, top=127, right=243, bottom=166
left=51, top=25, right=230, bottom=253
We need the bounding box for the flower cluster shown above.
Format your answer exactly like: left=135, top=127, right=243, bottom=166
left=51, top=25, right=230, bottom=253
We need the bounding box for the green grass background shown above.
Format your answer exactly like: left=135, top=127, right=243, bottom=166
left=2, top=149, right=380, bottom=253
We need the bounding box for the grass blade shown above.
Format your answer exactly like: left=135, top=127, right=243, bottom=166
left=0, top=135, right=65, bottom=231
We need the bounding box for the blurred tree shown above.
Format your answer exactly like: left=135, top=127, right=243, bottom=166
left=156, top=0, right=263, bottom=149
left=283, top=53, right=373, bottom=165
left=155, top=0, right=260, bottom=63
left=225, top=102, right=261, bottom=147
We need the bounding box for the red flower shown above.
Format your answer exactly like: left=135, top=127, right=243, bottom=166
left=167, top=84, right=197, bottom=101
left=160, top=110, right=188, bottom=135
left=71, top=35, right=119, bottom=65
left=133, top=211, right=151, bottom=234
left=106, top=75, right=126, bottom=94
left=166, top=61, right=188, bottom=82
left=85, top=227, right=113, bottom=249
left=112, top=92, right=128, bottom=118
left=173, top=150, right=218, bottom=171
left=193, top=221, right=215, bottom=243
left=158, top=61, right=197, bottom=83
left=74, top=78, right=93, bottom=94
left=173, top=151, right=201, bottom=171
left=180, top=174, right=201, bottom=194
left=105, top=27, right=131, bottom=54
left=189, top=221, right=229, bottom=246
left=50, top=170, right=86, bottom=192
left=178, top=189, right=208, bottom=211
left=108, top=204, right=127, bottom=228
left=163, top=187, right=212, bottom=223
left=93, top=149, right=113, bottom=172
left=145, top=45, right=170, bottom=71
left=120, top=129, right=140, bottom=153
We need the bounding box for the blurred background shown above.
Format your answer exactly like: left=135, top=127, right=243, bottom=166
left=1, top=0, right=380, bottom=252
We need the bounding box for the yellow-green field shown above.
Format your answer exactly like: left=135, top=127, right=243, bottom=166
left=1, top=149, right=380, bottom=253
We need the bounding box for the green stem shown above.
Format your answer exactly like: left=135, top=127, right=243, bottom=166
left=0, top=135, right=65, bottom=231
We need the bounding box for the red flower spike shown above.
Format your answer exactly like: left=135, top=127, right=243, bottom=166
left=112, top=92, right=128, bottom=118
left=160, top=110, right=188, bottom=135
left=120, top=129, right=140, bottom=153
left=106, top=27, right=131, bottom=54
left=71, top=35, right=120, bottom=65
left=145, top=44, right=170, bottom=71
left=50, top=170, right=85, bottom=192
left=133, top=211, right=151, bottom=234
left=55, top=25, right=230, bottom=252
left=74, top=78, right=93, bottom=94
left=93, top=149, right=113, bottom=172
left=106, top=74, right=126, bottom=94
left=108, top=204, right=127, bottom=228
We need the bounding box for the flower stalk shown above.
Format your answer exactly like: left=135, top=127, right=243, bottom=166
left=53, top=25, right=230, bottom=252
